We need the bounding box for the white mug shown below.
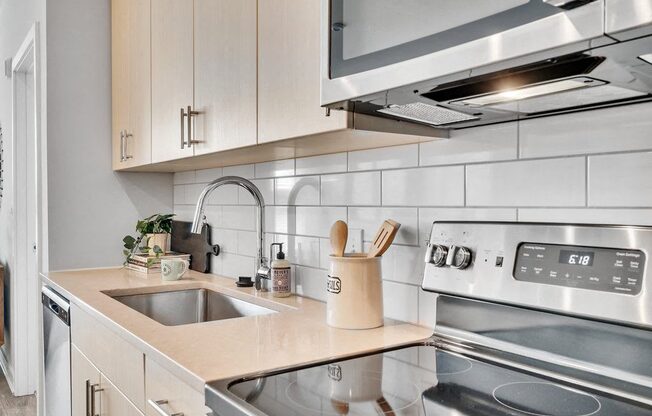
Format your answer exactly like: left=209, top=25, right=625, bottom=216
left=161, top=258, right=189, bottom=281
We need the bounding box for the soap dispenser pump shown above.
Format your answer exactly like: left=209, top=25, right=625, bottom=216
left=270, top=243, right=291, bottom=298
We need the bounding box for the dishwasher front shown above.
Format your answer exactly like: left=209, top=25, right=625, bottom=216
left=42, top=285, right=71, bottom=416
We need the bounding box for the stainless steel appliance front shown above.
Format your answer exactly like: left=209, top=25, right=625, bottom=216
left=423, top=222, right=651, bottom=328
left=42, top=286, right=71, bottom=416
left=321, top=0, right=652, bottom=129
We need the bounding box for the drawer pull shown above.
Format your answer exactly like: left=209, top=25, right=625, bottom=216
left=148, top=399, right=184, bottom=416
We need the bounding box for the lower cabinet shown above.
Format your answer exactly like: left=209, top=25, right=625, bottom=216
left=145, top=357, right=211, bottom=416
left=70, top=306, right=208, bottom=416
left=72, top=345, right=144, bottom=416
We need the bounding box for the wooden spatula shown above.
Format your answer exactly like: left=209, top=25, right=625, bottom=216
left=330, top=220, right=348, bottom=257
left=368, top=220, right=400, bottom=258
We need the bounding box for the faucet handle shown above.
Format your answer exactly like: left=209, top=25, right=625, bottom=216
left=255, top=263, right=271, bottom=291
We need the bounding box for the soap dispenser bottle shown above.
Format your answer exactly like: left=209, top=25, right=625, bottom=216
left=270, top=243, right=291, bottom=297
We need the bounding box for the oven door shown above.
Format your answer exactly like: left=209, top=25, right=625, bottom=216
left=321, top=0, right=606, bottom=106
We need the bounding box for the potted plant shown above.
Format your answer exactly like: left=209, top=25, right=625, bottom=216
left=122, top=213, right=175, bottom=265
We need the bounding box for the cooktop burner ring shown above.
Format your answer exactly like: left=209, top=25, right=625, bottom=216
left=492, top=381, right=602, bottom=416
left=434, top=351, right=473, bottom=376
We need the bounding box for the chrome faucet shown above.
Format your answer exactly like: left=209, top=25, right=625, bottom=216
left=191, top=176, right=270, bottom=290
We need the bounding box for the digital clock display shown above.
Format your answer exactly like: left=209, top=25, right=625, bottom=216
left=559, top=250, right=594, bottom=266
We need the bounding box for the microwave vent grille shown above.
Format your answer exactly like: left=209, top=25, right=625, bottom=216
left=377, top=102, right=479, bottom=126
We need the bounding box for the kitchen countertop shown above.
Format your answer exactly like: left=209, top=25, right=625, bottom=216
left=42, top=268, right=432, bottom=393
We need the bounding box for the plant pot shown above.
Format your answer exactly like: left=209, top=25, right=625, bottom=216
left=146, top=233, right=170, bottom=256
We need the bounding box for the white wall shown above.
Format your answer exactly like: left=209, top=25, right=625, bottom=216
left=46, top=0, right=173, bottom=270
left=174, top=101, right=652, bottom=329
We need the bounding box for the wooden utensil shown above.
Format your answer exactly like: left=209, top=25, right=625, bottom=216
left=367, top=220, right=400, bottom=258
left=330, top=220, right=348, bottom=257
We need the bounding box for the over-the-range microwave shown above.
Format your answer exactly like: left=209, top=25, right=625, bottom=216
left=321, top=0, right=652, bottom=129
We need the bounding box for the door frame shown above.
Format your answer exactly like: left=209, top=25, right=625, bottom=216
left=1, top=23, right=42, bottom=397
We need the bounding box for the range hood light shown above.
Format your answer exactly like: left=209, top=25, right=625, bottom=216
left=639, top=54, right=652, bottom=65
left=454, top=78, right=600, bottom=107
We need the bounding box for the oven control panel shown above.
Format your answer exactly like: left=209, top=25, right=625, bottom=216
left=514, top=243, right=644, bottom=295
left=422, top=222, right=652, bottom=328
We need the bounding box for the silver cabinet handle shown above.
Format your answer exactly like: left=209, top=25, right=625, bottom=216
left=148, top=399, right=184, bottom=416
left=186, top=105, right=202, bottom=147
left=89, top=382, right=103, bottom=416
left=85, top=380, right=91, bottom=416
left=180, top=107, right=186, bottom=149
left=123, top=131, right=133, bottom=160
left=119, top=130, right=125, bottom=162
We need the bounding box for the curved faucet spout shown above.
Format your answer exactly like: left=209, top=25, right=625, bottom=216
left=191, top=176, right=269, bottom=289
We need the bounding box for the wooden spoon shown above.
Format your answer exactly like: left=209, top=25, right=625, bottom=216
left=368, top=220, right=401, bottom=258
left=330, top=220, right=348, bottom=257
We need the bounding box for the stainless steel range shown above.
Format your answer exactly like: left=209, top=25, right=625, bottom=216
left=206, top=222, right=652, bottom=415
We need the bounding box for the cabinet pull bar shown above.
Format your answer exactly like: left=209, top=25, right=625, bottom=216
left=89, top=383, right=103, bottom=416
left=148, top=399, right=185, bottom=416
left=119, top=130, right=125, bottom=162
left=124, top=131, right=134, bottom=160
left=85, top=380, right=91, bottom=416
left=180, top=107, right=186, bottom=149
left=186, top=105, right=202, bottom=146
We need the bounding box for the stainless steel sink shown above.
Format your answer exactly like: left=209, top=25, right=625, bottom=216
left=111, top=288, right=275, bottom=326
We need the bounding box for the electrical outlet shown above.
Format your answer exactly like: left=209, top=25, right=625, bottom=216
left=348, top=228, right=363, bottom=253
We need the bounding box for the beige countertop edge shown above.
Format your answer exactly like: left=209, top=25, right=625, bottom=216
left=41, top=267, right=433, bottom=394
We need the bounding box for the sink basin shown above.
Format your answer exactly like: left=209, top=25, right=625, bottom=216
left=111, top=288, right=275, bottom=326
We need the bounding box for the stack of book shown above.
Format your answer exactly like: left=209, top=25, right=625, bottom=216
left=126, top=252, right=190, bottom=274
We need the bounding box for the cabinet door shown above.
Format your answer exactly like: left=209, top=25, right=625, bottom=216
left=72, top=345, right=101, bottom=416
left=101, top=375, right=145, bottom=416
left=145, top=358, right=210, bottom=416
left=151, top=0, right=194, bottom=162
left=193, top=0, right=257, bottom=154
left=112, top=0, right=152, bottom=170
left=257, top=0, right=348, bottom=143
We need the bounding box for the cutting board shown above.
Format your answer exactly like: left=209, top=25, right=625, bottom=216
left=171, top=221, right=220, bottom=273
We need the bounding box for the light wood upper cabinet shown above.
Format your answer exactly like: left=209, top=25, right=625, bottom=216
left=193, top=0, right=257, bottom=154
left=257, top=0, right=348, bottom=143
left=111, top=0, right=152, bottom=169
left=151, top=0, right=194, bottom=163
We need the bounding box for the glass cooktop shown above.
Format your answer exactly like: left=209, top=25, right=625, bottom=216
left=227, top=346, right=651, bottom=416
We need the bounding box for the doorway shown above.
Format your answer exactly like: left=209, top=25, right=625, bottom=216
left=1, top=23, right=42, bottom=400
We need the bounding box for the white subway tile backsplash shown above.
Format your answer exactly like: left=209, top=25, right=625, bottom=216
left=295, top=153, right=347, bottom=175
left=173, top=185, right=185, bottom=205
left=207, top=185, right=239, bottom=205
left=321, top=172, right=381, bottom=206
left=420, top=123, right=517, bottom=166
left=418, top=208, right=517, bottom=245
left=195, top=167, right=223, bottom=183
left=255, top=159, right=295, bottom=178
left=275, top=177, right=320, bottom=206
left=239, top=179, right=275, bottom=206
left=520, top=103, right=652, bottom=158
left=348, top=144, right=418, bottom=171
left=221, top=205, right=256, bottom=231
left=174, top=170, right=196, bottom=185
left=296, top=207, right=347, bottom=237
left=466, top=157, right=586, bottom=207
left=223, top=164, right=255, bottom=179
left=295, top=266, right=327, bottom=301
left=175, top=108, right=652, bottom=323
left=382, top=281, right=419, bottom=324
left=221, top=252, right=256, bottom=279
left=518, top=208, right=652, bottom=225
left=382, top=166, right=464, bottom=206
left=290, top=236, right=321, bottom=268
left=381, top=244, right=425, bottom=286
left=185, top=183, right=206, bottom=205
left=588, top=152, right=652, bottom=207
left=264, top=206, right=296, bottom=234
left=348, top=207, right=418, bottom=246
left=211, top=228, right=238, bottom=254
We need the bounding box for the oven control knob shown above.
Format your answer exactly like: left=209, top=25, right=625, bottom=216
left=425, top=244, right=448, bottom=267
left=446, top=245, right=472, bottom=269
